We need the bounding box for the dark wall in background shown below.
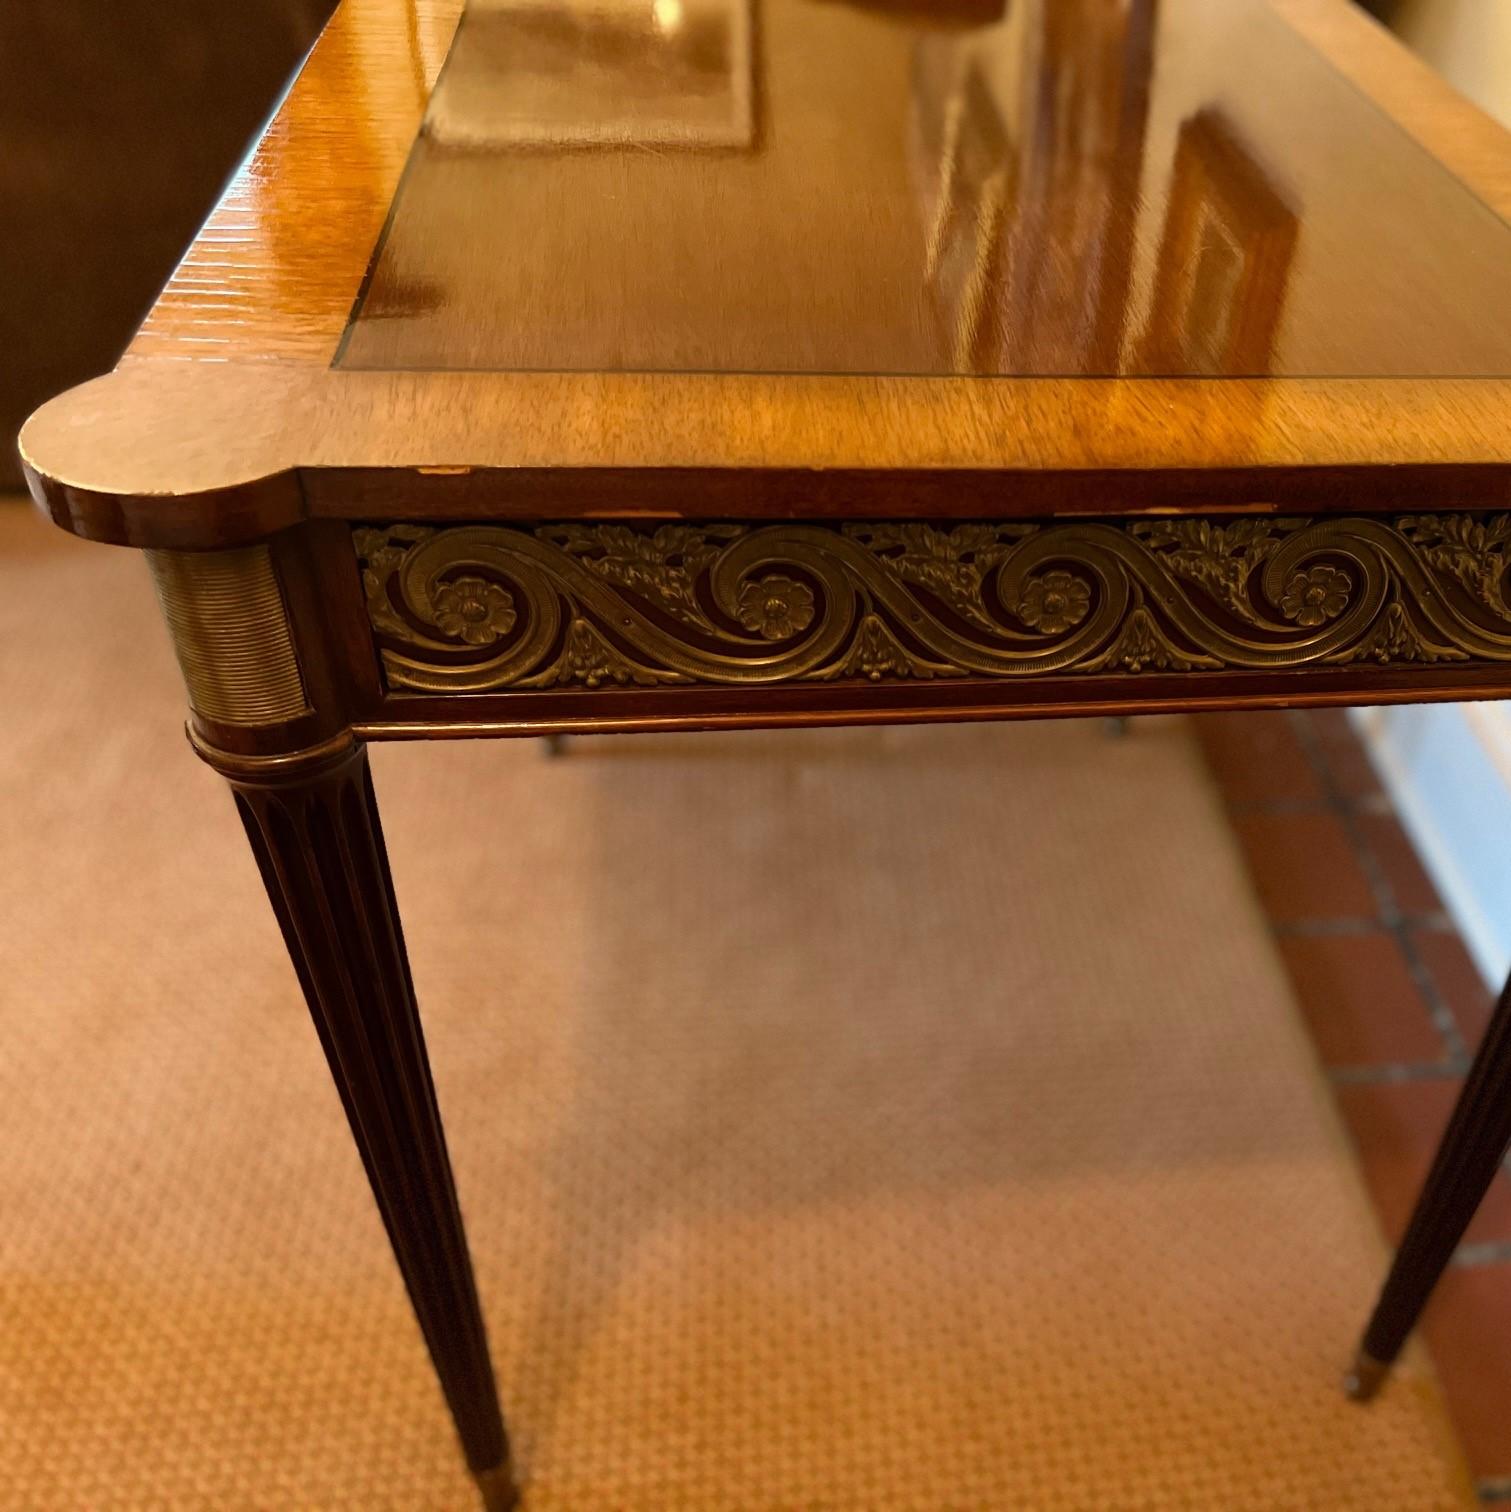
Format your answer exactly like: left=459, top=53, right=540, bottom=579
left=1, top=2, right=336, bottom=489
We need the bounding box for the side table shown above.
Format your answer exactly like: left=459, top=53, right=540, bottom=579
left=22, top=0, right=1511, bottom=1502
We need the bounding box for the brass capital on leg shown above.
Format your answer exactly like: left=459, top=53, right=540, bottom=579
left=186, top=724, right=359, bottom=783
left=147, top=538, right=351, bottom=770
left=145, top=544, right=310, bottom=727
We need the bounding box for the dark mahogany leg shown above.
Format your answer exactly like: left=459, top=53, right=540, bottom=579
left=1348, top=968, right=1511, bottom=1401
left=218, top=733, right=517, bottom=1508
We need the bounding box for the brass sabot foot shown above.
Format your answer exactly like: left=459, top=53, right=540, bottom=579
left=1343, top=1348, right=1390, bottom=1402
left=473, top=1459, right=521, bottom=1512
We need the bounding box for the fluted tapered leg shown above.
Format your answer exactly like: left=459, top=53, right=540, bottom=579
left=221, top=735, right=515, bottom=1509
left=1348, top=968, right=1511, bottom=1401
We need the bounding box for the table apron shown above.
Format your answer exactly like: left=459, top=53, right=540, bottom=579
left=331, top=512, right=1511, bottom=736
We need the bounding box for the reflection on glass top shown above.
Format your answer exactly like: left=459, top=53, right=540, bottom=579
left=339, top=0, right=1511, bottom=378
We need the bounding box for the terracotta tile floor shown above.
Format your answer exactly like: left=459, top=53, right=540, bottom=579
left=1194, top=709, right=1511, bottom=1504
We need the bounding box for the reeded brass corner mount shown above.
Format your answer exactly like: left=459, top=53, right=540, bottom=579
left=146, top=545, right=310, bottom=726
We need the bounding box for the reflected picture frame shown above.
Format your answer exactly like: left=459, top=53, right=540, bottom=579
left=424, top=0, right=756, bottom=149
left=1136, top=107, right=1300, bottom=375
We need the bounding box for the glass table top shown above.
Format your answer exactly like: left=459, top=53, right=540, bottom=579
left=338, top=0, right=1511, bottom=378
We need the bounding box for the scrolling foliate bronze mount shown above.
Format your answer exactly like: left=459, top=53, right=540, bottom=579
left=353, top=516, right=1511, bottom=693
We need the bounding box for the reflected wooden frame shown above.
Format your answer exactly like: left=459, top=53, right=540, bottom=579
left=424, top=0, right=756, bottom=150
left=1136, top=107, right=1301, bottom=376
left=920, top=60, right=1013, bottom=369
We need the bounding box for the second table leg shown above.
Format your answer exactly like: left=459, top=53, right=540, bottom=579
left=1348, top=967, right=1511, bottom=1401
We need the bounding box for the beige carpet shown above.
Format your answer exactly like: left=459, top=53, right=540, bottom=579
left=0, top=502, right=1477, bottom=1509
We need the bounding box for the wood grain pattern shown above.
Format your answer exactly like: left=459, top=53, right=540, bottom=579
left=340, top=0, right=1511, bottom=380
left=20, top=0, right=1511, bottom=552
left=1271, top=0, right=1511, bottom=219
left=0, top=0, right=335, bottom=488
left=21, top=364, right=1511, bottom=548
left=125, top=0, right=464, bottom=366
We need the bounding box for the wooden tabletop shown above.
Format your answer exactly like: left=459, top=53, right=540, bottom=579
left=21, top=0, right=1511, bottom=548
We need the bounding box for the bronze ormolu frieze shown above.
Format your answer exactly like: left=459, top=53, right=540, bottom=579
left=353, top=516, right=1511, bottom=694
